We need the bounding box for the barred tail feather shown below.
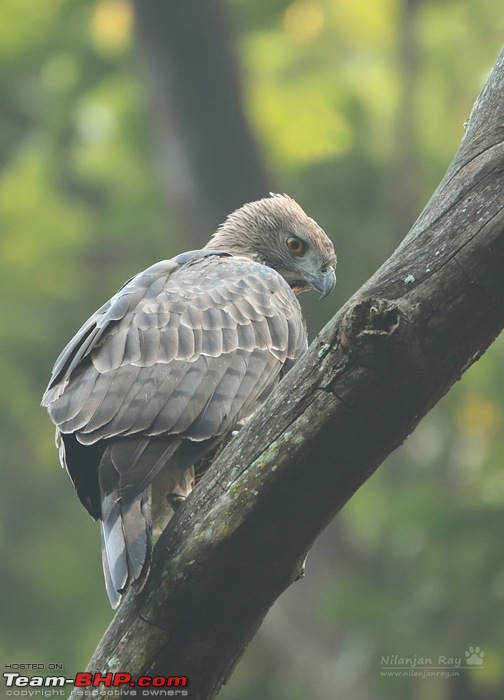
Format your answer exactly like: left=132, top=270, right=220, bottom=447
left=100, top=487, right=152, bottom=609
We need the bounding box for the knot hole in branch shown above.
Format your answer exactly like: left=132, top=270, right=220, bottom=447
left=339, top=298, right=405, bottom=367
left=352, top=298, right=401, bottom=338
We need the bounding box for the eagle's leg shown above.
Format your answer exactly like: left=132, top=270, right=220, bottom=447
left=151, top=463, right=195, bottom=533
left=231, top=414, right=254, bottom=438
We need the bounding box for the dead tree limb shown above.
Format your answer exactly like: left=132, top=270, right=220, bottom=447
left=70, top=50, right=504, bottom=699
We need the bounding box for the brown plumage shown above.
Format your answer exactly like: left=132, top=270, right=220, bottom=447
left=42, top=194, right=336, bottom=607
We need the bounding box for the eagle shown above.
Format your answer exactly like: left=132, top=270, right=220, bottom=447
left=42, top=194, right=336, bottom=608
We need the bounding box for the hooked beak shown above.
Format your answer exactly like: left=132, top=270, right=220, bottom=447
left=312, top=267, right=336, bottom=299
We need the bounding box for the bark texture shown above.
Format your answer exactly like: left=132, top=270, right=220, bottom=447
left=70, top=50, right=504, bottom=700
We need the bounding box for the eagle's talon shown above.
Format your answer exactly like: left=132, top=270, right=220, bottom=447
left=166, top=493, right=186, bottom=510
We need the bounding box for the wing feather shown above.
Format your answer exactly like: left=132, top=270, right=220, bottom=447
left=138, top=327, right=161, bottom=367
left=170, top=356, right=231, bottom=434
left=73, top=366, right=142, bottom=441
left=91, top=364, right=185, bottom=439
left=95, top=328, right=129, bottom=372
left=236, top=322, right=257, bottom=351
left=267, top=313, right=290, bottom=353
left=49, top=366, right=98, bottom=425
left=149, top=358, right=224, bottom=434
left=177, top=323, right=196, bottom=359
left=158, top=326, right=179, bottom=363
left=180, top=304, right=202, bottom=329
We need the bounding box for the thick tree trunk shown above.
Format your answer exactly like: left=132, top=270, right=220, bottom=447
left=133, top=0, right=272, bottom=247
left=69, top=50, right=504, bottom=699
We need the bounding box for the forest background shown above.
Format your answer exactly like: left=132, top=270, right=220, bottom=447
left=1, top=1, right=503, bottom=699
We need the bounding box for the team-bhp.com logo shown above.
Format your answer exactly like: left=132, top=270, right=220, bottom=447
left=3, top=671, right=188, bottom=693
left=75, top=673, right=188, bottom=689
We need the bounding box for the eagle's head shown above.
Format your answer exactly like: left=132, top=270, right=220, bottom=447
left=205, top=193, right=337, bottom=298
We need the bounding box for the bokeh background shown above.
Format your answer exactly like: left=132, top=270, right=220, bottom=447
left=1, top=1, right=504, bottom=698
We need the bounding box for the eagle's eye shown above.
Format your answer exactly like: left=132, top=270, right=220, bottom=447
left=286, top=236, right=306, bottom=256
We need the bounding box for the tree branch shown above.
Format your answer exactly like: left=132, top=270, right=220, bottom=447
left=70, top=50, right=504, bottom=699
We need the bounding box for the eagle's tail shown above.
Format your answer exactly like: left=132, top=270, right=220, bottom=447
left=97, top=437, right=184, bottom=608
left=100, top=487, right=152, bottom=609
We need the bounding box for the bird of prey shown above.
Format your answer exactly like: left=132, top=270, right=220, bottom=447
left=42, top=194, right=336, bottom=608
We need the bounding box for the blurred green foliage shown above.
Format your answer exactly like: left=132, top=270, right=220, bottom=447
left=1, top=0, right=503, bottom=698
